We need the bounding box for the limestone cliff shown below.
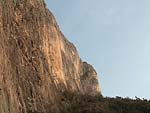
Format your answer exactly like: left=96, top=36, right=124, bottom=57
left=0, top=0, right=100, bottom=113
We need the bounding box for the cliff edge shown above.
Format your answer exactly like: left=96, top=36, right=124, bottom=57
left=0, top=0, right=100, bottom=113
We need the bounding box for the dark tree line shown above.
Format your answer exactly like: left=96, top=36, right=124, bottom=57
left=60, top=91, right=150, bottom=113
left=27, top=91, right=150, bottom=113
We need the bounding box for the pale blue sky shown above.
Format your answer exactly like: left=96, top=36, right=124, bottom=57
left=45, top=0, right=150, bottom=99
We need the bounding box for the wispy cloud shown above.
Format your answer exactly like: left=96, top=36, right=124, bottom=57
left=105, top=8, right=118, bottom=17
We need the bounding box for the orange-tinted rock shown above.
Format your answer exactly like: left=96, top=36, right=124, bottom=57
left=0, top=0, right=101, bottom=113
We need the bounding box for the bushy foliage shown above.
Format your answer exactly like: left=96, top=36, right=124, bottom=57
left=61, top=91, right=150, bottom=113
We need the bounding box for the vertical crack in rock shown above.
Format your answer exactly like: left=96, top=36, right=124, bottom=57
left=0, top=0, right=101, bottom=113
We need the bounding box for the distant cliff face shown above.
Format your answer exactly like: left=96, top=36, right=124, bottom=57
left=0, top=0, right=100, bottom=113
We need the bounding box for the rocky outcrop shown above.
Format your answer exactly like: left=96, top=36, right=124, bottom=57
left=0, top=0, right=100, bottom=113
left=81, top=62, right=100, bottom=96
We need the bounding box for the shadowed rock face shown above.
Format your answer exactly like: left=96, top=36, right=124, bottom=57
left=0, top=0, right=100, bottom=113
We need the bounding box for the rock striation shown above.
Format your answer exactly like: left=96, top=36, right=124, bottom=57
left=0, top=0, right=101, bottom=113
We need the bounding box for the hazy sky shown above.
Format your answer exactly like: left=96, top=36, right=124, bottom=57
left=45, top=0, right=150, bottom=99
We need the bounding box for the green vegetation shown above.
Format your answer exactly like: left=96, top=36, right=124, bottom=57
left=61, top=91, right=150, bottom=113
left=27, top=91, right=150, bottom=113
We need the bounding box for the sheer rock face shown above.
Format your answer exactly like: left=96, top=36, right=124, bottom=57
left=0, top=0, right=101, bottom=113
